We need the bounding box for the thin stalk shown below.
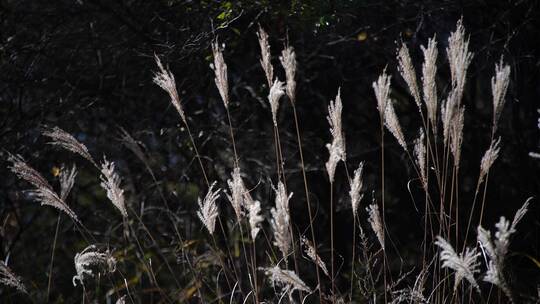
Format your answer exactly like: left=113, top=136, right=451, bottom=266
left=330, top=181, right=335, bottom=302
left=350, top=215, right=357, bottom=302
left=47, top=213, right=62, bottom=301
left=292, top=105, right=322, bottom=302
left=380, top=119, right=388, bottom=304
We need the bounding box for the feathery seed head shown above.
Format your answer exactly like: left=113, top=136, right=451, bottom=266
left=197, top=181, right=221, bottom=235
left=349, top=162, right=365, bottom=216
left=248, top=198, right=264, bottom=240
left=450, top=106, right=465, bottom=168
left=397, top=43, right=422, bottom=111
left=414, top=129, right=427, bottom=190
left=263, top=265, right=311, bottom=294
left=268, top=79, right=286, bottom=126
left=0, top=261, right=27, bottom=294
left=384, top=100, right=408, bottom=151
left=421, top=36, right=439, bottom=130
left=211, top=39, right=229, bottom=108
left=257, top=27, right=274, bottom=87
left=373, top=69, right=392, bottom=120
left=435, top=236, right=480, bottom=292
left=491, top=57, right=511, bottom=133
left=302, top=237, right=329, bottom=277
left=367, top=203, right=385, bottom=250
left=226, top=167, right=246, bottom=221
left=43, top=127, right=96, bottom=166
left=280, top=46, right=297, bottom=103
left=60, top=164, right=77, bottom=202
left=100, top=158, right=128, bottom=218
left=153, top=55, right=186, bottom=123
left=479, top=137, right=501, bottom=185
left=325, top=88, right=346, bottom=182
left=271, top=181, right=292, bottom=258
left=447, top=18, right=472, bottom=102
left=73, top=245, right=116, bottom=287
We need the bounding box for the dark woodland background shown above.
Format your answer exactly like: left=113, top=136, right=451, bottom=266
left=1, top=0, right=540, bottom=302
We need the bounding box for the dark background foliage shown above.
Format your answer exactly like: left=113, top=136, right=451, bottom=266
left=1, top=0, right=540, bottom=302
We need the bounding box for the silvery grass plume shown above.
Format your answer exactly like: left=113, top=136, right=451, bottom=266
left=479, top=137, right=501, bottom=185
left=245, top=191, right=264, bottom=240
left=268, top=79, right=286, bottom=126
left=435, top=236, right=480, bottom=292
left=271, top=181, right=292, bottom=258
left=263, top=265, right=311, bottom=296
left=325, top=88, right=346, bottom=183
left=197, top=181, right=221, bottom=235
left=450, top=106, right=465, bottom=168
left=367, top=203, right=384, bottom=250
left=441, top=89, right=459, bottom=147
left=116, top=295, right=126, bottom=304
left=60, top=164, right=77, bottom=201
left=72, top=245, right=116, bottom=287
left=491, top=57, right=511, bottom=134
left=43, top=127, right=96, bottom=166
left=302, top=237, right=329, bottom=277
left=397, top=43, right=422, bottom=113
left=9, top=155, right=80, bottom=223
left=349, top=162, right=365, bottom=217
left=421, top=36, right=438, bottom=131
left=257, top=27, right=274, bottom=87
left=280, top=45, right=297, bottom=103
left=373, top=69, right=391, bottom=121
left=413, top=129, right=427, bottom=190
left=477, top=198, right=531, bottom=301
left=0, top=261, right=27, bottom=294
left=447, top=18, right=473, bottom=102
left=384, top=99, right=408, bottom=152
left=211, top=39, right=229, bottom=108
left=100, top=158, right=128, bottom=218
left=226, top=167, right=246, bottom=221
left=153, top=55, right=186, bottom=124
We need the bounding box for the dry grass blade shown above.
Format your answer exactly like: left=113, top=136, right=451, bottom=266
left=0, top=261, right=27, bottom=294
left=42, top=127, right=96, bottom=166
left=100, top=158, right=128, bottom=218
left=9, top=155, right=80, bottom=223
left=153, top=55, right=186, bottom=124
left=72, top=245, right=116, bottom=287
left=197, top=181, right=221, bottom=235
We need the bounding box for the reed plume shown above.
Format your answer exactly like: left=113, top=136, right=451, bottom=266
left=72, top=245, right=116, bottom=286
left=257, top=27, right=274, bottom=87
left=197, top=181, right=221, bottom=235
left=397, top=43, right=422, bottom=113
left=153, top=55, right=186, bottom=124
left=280, top=45, right=297, bottom=103
left=100, top=158, right=128, bottom=218
left=268, top=79, right=286, bottom=126
left=435, top=236, right=480, bottom=292
left=325, top=88, right=345, bottom=183
left=270, top=181, right=292, bottom=258
left=421, top=37, right=438, bottom=131
left=349, top=162, right=365, bottom=217
left=43, top=127, right=96, bottom=166
left=211, top=39, right=229, bottom=108
left=491, top=57, right=511, bottom=134
left=0, top=261, right=27, bottom=294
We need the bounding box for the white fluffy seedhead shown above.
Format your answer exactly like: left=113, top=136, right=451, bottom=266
left=197, top=182, right=221, bottom=235
left=257, top=27, right=274, bottom=87
left=367, top=203, right=385, bottom=250
left=9, top=155, right=80, bottom=223
left=153, top=55, right=186, bottom=124
left=271, top=181, right=292, bottom=258
left=268, top=79, right=286, bottom=126
left=373, top=69, right=391, bottom=120
left=435, top=236, right=480, bottom=292
left=397, top=43, right=421, bottom=112
left=0, top=261, right=27, bottom=294
left=302, top=237, right=329, bottom=277
left=491, top=57, right=511, bottom=134
left=59, top=164, right=77, bottom=202
left=263, top=265, right=311, bottom=295
left=325, top=88, right=346, bottom=182
left=100, top=158, right=128, bottom=218
left=479, top=137, right=501, bottom=185
left=349, top=162, right=365, bottom=217
left=413, top=129, right=427, bottom=190
left=450, top=106, right=465, bottom=168
left=72, top=245, right=116, bottom=287
left=280, top=45, right=297, bottom=103
left=247, top=197, right=264, bottom=240
left=384, top=100, right=407, bottom=152
left=421, top=36, right=438, bottom=131
left=43, top=127, right=96, bottom=166
left=226, top=167, right=246, bottom=221
left=446, top=18, right=473, bottom=103
left=211, top=39, right=229, bottom=108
